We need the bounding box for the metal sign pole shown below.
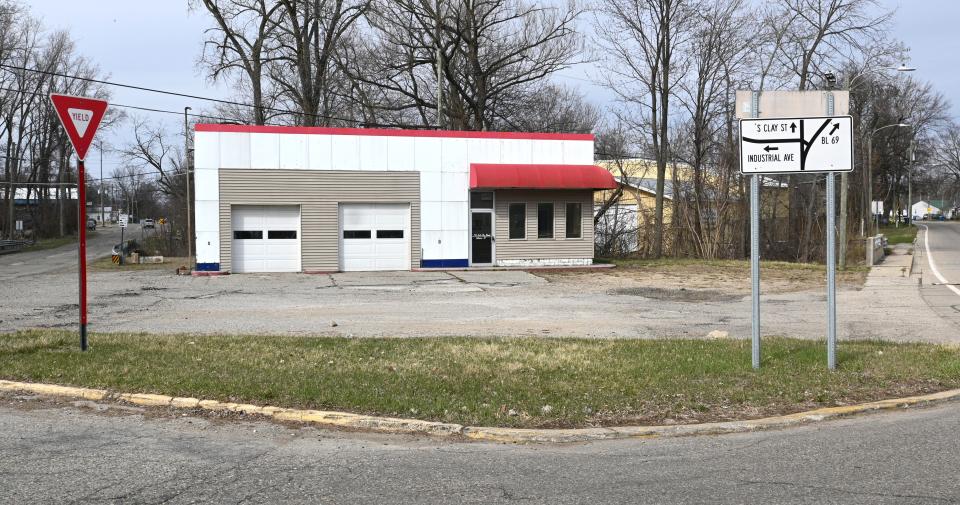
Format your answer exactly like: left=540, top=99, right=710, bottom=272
left=826, top=94, right=837, bottom=370
left=826, top=173, right=837, bottom=369
left=78, top=158, right=88, bottom=351
left=751, top=174, right=761, bottom=369
left=750, top=90, right=761, bottom=369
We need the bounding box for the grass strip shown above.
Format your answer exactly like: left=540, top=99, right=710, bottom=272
left=879, top=225, right=919, bottom=245
left=2, top=330, right=959, bottom=429
left=22, top=236, right=80, bottom=252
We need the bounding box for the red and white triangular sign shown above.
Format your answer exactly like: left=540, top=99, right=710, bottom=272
left=50, top=94, right=109, bottom=161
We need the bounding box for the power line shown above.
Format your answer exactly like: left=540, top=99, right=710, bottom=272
left=0, top=62, right=363, bottom=126
left=0, top=86, right=241, bottom=123
left=0, top=69, right=437, bottom=130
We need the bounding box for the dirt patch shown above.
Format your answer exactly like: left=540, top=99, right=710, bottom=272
left=611, top=287, right=742, bottom=303
left=545, top=262, right=867, bottom=295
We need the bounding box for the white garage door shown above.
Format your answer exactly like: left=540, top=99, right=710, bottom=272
left=340, top=203, right=410, bottom=271
left=232, top=205, right=301, bottom=273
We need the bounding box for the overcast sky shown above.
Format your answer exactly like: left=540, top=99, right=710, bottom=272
left=24, top=0, right=960, bottom=178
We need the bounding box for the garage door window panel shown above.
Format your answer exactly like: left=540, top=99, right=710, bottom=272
left=233, top=230, right=263, bottom=240
left=344, top=230, right=372, bottom=239
left=268, top=230, right=297, bottom=239
left=376, top=230, right=404, bottom=239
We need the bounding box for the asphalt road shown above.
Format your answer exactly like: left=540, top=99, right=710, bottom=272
left=1, top=395, right=959, bottom=504
left=918, top=221, right=960, bottom=329
left=0, top=224, right=127, bottom=281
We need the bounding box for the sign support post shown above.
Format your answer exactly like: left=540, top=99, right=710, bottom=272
left=78, top=158, right=88, bottom=351
left=750, top=173, right=760, bottom=369
left=826, top=173, right=836, bottom=369
left=49, top=93, right=108, bottom=352
left=825, top=94, right=837, bottom=370
left=749, top=91, right=761, bottom=370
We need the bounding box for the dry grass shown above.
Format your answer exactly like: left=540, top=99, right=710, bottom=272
left=548, top=258, right=869, bottom=295
left=90, top=256, right=191, bottom=272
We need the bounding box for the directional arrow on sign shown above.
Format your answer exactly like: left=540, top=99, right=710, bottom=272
left=829, top=123, right=840, bottom=135
left=764, top=146, right=778, bottom=152
left=790, top=123, right=796, bottom=133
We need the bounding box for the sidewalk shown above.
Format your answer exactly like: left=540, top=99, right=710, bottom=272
left=840, top=242, right=959, bottom=343
left=870, top=243, right=914, bottom=278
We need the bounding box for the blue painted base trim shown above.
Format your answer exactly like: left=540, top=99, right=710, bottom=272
left=420, top=259, right=469, bottom=268
left=195, top=262, right=221, bottom=272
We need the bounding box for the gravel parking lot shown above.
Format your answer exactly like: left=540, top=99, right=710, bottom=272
left=2, top=250, right=957, bottom=342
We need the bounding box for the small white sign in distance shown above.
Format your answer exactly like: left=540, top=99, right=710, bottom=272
left=739, top=116, right=853, bottom=174
left=119, top=215, right=128, bottom=229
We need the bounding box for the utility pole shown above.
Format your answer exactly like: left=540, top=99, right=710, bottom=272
left=907, top=142, right=914, bottom=226
left=867, top=136, right=874, bottom=237
left=184, top=107, right=193, bottom=267
left=99, top=141, right=105, bottom=227
left=435, top=0, right=443, bottom=129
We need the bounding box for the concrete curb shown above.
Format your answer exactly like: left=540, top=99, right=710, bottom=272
left=2, top=379, right=958, bottom=444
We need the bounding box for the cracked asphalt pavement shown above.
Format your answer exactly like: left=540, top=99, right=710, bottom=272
left=1, top=225, right=958, bottom=340
left=1, top=393, right=959, bottom=504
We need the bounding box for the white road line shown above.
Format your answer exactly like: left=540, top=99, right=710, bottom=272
left=922, top=224, right=960, bottom=297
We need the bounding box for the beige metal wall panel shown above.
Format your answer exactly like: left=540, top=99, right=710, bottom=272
left=734, top=90, right=849, bottom=118
left=493, top=189, right=594, bottom=260
left=218, top=169, right=420, bottom=272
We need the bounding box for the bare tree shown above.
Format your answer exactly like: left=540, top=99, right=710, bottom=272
left=352, top=0, right=584, bottom=130
left=596, top=0, right=696, bottom=258
left=268, top=0, right=370, bottom=126
left=195, top=0, right=282, bottom=125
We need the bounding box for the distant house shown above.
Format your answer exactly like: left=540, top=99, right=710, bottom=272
left=912, top=200, right=941, bottom=219
left=593, top=158, right=790, bottom=256
left=594, top=159, right=677, bottom=255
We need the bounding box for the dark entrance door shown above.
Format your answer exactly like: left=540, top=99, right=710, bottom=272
left=471, top=212, right=493, bottom=264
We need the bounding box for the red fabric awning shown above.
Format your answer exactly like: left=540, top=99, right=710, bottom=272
left=469, top=164, right=617, bottom=190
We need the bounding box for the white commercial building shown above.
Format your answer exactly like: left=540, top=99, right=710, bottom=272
left=193, top=125, right=615, bottom=273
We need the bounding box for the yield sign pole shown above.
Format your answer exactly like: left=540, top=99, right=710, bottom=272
left=50, top=94, right=109, bottom=351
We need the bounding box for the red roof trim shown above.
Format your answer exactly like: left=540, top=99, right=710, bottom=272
left=194, top=123, right=594, bottom=141
left=470, top=164, right=616, bottom=190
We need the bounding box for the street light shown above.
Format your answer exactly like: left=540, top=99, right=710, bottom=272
left=847, top=64, right=915, bottom=88
left=838, top=63, right=915, bottom=270
left=866, top=123, right=911, bottom=237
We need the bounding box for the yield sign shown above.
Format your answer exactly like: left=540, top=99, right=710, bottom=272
left=49, top=93, right=109, bottom=161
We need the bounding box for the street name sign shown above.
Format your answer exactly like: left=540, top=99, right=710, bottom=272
left=739, top=115, right=853, bottom=174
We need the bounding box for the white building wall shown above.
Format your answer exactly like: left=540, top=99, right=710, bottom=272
left=193, top=128, right=594, bottom=270
left=193, top=131, right=221, bottom=268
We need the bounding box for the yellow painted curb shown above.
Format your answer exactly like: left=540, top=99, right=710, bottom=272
left=0, top=380, right=107, bottom=401
left=1, top=379, right=958, bottom=444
